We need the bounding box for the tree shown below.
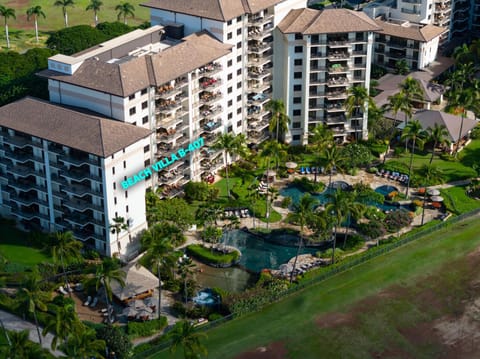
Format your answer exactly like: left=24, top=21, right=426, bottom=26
left=367, top=102, right=389, bottom=140
left=399, top=76, right=424, bottom=150
left=49, top=231, right=82, bottom=294
left=345, top=85, right=372, bottom=140
left=338, top=191, right=365, bottom=248
left=141, top=234, right=176, bottom=318
left=266, top=99, right=290, bottom=143
left=427, top=123, right=449, bottom=164
left=26, top=6, right=46, bottom=44
left=150, top=198, right=195, bottom=231
left=110, top=216, right=129, bottom=256
left=169, top=320, right=208, bottom=359
left=309, top=124, right=333, bottom=182
left=419, top=164, right=444, bottom=226
left=323, top=144, right=344, bottom=187
left=401, top=119, right=427, bottom=197
left=96, top=325, right=132, bottom=359
left=452, top=43, right=473, bottom=65
left=387, top=92, right=411, bottom=130
left=18, top=268, right=49, bottom=345
left=42, top=301, right=82, bottom=350
left=212, top=133, right=249, bottom=198
left=289, top=194, right=318, bottom=282
left=325, top=189, right=349, bottom=264
left=86, top=0, right=103, bottom=26
left=261, top=140, right=287, bottom=173
left=115, top=2, right=135, bottom=25
left=340, top=143, right=372, bottom=171
left=395, top=59, right=409, bottom=75
left=3, top=330, right=50, bottom=359
left=95, top=258, right=126, bottom=324
left=0, top=5, right=16, bottom=49
left=54, top=0, right=75, bottom=28
left=64, top=326, right=106, bottom=359
left=177, top=256, right=196, bottom=305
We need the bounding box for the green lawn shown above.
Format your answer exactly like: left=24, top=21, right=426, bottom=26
left=149, top=215, right=480, bottom=358
left=440, top=186, right=480, bottom=214
left=0, top=222, right=51, bottom=272
left=0, top=0, right=150, bottom=52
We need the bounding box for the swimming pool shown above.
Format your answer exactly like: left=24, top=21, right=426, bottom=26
left=279, top=181, right=349, bottom=205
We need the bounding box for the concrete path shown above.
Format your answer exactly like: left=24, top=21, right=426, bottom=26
left=0, top=309, right=63, bottom=356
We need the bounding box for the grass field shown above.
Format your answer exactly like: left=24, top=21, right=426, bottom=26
left=0, top=0, right=150, bottom=52
left=149, top=215, right=480, bottom=358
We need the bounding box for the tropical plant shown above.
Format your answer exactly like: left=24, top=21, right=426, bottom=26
left=49, top=231, right=82, bottom=293
left=261, top=140, right=287, bottom=173
left=96, top=325, right=132, bottom=359
left=115, top=2, right=135, bottom=25
left=177, top=256, right=196, bottom=305
left=26, top=6, right=46, bottom=44
left=86, top=0, right=103, bottom=26
left=0, top=5, right=16, bottom=49
left=395, top=59, right=409, bottom=75
left=309, top=124, right=333, bottom=182
left=323, top=144, right=344, bottom=187
left=367, top=102, right=389, bottom=140
left=345, top=85, right=372, bottom=140
left=427, top=123, right=450, bottom=164
left=169, top=320, right=208, bottom=359
left=42, top=301, right=82, bottom=350
left=54, top=0, right=75, bottom=28
left=95, top=257, right=126, bottom=323
left=325, top=189, right=349, bottom=264
left=452, top=43, right=473, bottom=65
left=398, top=76, right=424, bottom=149
left=212, top=133, right=249, bottom=198
left=63, top=326, right=106, bottom=359
left=266, top=99, right=290, bottom=142
left=110, top=216, right=129, bottom=256
left=3, top=330, right=50, bottom=359
left=340, top=143, right=373, bottom=170
left=387, top=92, right=411, bottom=131
left=337, top=191, right=366, bottom=248
left=401, top=119, right=428, bottom=197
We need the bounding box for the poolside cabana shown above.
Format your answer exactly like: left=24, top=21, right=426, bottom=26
left=111, top=264, right=159, bottom=304
left=263, top=170, right=276, bottom=183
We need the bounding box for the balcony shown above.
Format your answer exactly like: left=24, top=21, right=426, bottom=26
left=12, top=209, right=49, bottom=221
left=200, top=92, right=223, bottom=105
left=6, top=175, right=47, bottom=193
left=156, top=85, right=183, bottom=100
left=200, top=105, right=222, bottom=119
left=3, top=135, right=34, bottom=148
left=402, top=0, right=421, bottom=3
left=159, top=171, right=185, bottom=186
left=201, top=158, right=223, bottom=171
left=327, top=39, right=349, bottom=47
left=203, top=133, right=218, bottom=146
left=327, top=51, right=350, bottom=61
left=198, top=63, right=222, bottom=77
left=200, top=147, right=222, bottom=159
left=6, top=164, right=42, bottom=177
left=326, top=115, right=346, bottom=124
left=249, top=67, right=272, bottom=79
left=61, top=169, right=101, bottom=182
left=199, top=78, right=222, bottom=91
left=327, top=76, right=348, bottom=86
left=310, top=64, right=327, bottom=72
left=156, top=129, right=183, bottom=143
left=326, top=90, right=347, bottom=100
left=202, top=120, right=222, bottom=132
left=157, top=115, right=185, bottom=130
left=248, top=81, right=270, bottom=93
left=309, top=77, right=325, bottom=85
left=72, top=229, right=103, bottom=242
left=248, top=53, right=272, bottom=67
left=4, top=148, right=41, bottom=164
left=248, top=131, right=269, bottom=144
left=155, top=100, right=182, bottom=114
left=328, top=64, right=349, bottom=74
left=325, top=103, right=346, bottom=112
left=248, top=42, right=271, bottom=54
left=401, top=8, right=421, bottom=14
left=248, top=14, right=273, bottom=26
left=310, top=51, right=326, bottom=59
left=248, top=119, right=269, bottom=131
left=248, top=93, right=270, bottom=105
left=63, top=197, right=103, bottom=212
left=387, top=41, right=408, bottom=49
left=60, top=154, right=99, bottom=167
left=64, top=211, right=104, bottom=227
left=9, top=191, right=48, bottom=207
left=61, top=182, right=100, bottom=197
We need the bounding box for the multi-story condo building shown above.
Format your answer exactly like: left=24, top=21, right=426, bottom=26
left=274, top=8, right=380, bottom=143
left=141, top=0, right=307, bottom=146
left=472, top=0, right=480, bottom=36
left=0, top=97, right=151, bottom=258
left=373, top=19, right=445, bottom=70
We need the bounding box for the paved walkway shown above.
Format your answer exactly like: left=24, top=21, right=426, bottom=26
left=0, top=309, right=63, bottom=356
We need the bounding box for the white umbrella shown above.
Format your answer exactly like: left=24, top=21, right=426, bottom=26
left=430, top=195, right=444, bottom=202
left=285, top=162, right=298, bottom=169
left=427, top=189, right=440, bottom=196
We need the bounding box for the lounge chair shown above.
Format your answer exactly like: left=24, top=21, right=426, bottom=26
left=311, top=167, right=317, bottom=174
left=306, top=167, right=311, bottom=174
left=83, top=295, right=92, bottom=306
left=300, top=167, right=305, bottom=174
left=90, top=297, right=99, bottom=308
left=59, top=286, right=68, bottom=296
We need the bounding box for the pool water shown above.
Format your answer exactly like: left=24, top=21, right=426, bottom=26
left=279, top=181, right=349, bottom=205
left=192, top=289, right=220, bottom=306
left=375, top=185, right=399, bottom=196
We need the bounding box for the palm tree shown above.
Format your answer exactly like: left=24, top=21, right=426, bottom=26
left=5, top=330, right=50, bottom=359
left=339, top=191, right=365, bottom=248
left=110, top=216, right=128, bottom=256
left=115, top=2, right=135, bottom=25
left=54, top=0, right=75, bottom=28
left=26, top=6, right=45, bottom=44
left=325, top=189, right=349, bottom=264
left=266, top=99, right=290, bottom=143
left=427, top=123, right=449, bottom=164
left=95, top=258, right=126, bottom=324
left=345, top=85, right=372, bottom=141
left=323, top=145, right=344, bottom=187
left=86, top=0, right=103, bottom=26
left=309, top=124, right=333, bottom=182
left=395, top=59, right=409, bottom=75
left=169, top=320, right=208, bottom=359
left=261, top=140, right=286, bottom=173
left=399, top=76, right=424, bottom=150
left=452, top=43, right=473, bottom=65
left=50, top=231, right=82, bottom=294
left=401, top=119, right=428, bottom=197
left=289, top=194, right=318, bottom=282
left=42, top=302, right=81, bottom=350
left=212, top=133, right=249, bottom=198
left=367, top=102, right=388, bottom=140
left=141, top=234, right=176, bottom=318
left=177, top=256, right=196, bottom=305
left=64, top=327, right=106, bottom=359
left=18, top=269, right=49, bottom=345
left=419, top=164, right=444, bottom=226
left=0, top=6, right=16, bottom=49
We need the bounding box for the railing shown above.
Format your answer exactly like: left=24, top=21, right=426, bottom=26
left=401, top=7, right=421, bottom=14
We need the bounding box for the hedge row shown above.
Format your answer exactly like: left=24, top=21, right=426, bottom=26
left=186, top=244, right=240, bottom=265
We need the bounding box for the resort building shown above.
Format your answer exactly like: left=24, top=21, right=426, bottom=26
left=0, top=97, right=151, bottom=259
left=274, top=8, right=381, bottom=143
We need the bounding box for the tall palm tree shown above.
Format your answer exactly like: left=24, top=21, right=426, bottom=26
left=323, top=145, right=344, bottom=187
left=309, top=124, right=333, bottom=182
left=401, top=119, right=427, bottom=197
left=212, top=133, right=249, bottom=198
left=86, top=0, right=103, bottom=26
left=54, top=0, right=75, bottom=28
left=0, top=6, right=16, bottom=49
left=50, top=231, right=82, bottom=294
left=367, top=102, right=388, bottom=140
left=345, top=85, right=372, bottom=141
left=169, top=320, right=208, bottom=359
left=177, top=256, right=196, bottom=305
left=110, top=216, right=128, bottom=256
left=5, top=330, right=50, bottom=359
left=42, top=302, right=81, bottom=350
left=339, top=191, right=365, bottom=248
left=399, top=76, right=424, bottom=150
left=261, top=140, right=286, bottom=173
left=325, top=189, right=349, bottom=264
left=141, top=234, right=176, bottom=318
left=95, top=258, right=126, bottom=324
left=266, top=99, right=290, bottom=143
left=64, top=327, right=106, bottom=359
left=419, top=164, right=444, bottom=226
left=289, top=194, right=318, bottom=282
left=18, top=268, right=49, bottom=345
left=452, top=43, right=473, bottom=65
left=427, top=123, right=449, bottom=164
left=26, top=6, right=45, bottom=44
left=115, top=2, right=135, bottom=25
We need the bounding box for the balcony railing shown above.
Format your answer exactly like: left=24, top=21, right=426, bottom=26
left=198, top=63, right=222, bottom=77
left=63, top=197, right=103, bottom=212
left=327, top=77, right=348, bottom=86
left=202, top=121, right=222, bottom=132
left=327, top=52, right=350, bottom=60
left=60, top=154, right=99, bottom=167
left=326, top=90, right=347, bottom=99
left=328, top=65, right=349, bottom=73
left=156, top=100, right=182, bottom=114
left=3, top=135, right=34, bottom=148
left=401, top=8, right=421, bottom=14
left=199, top=78, right=222, bottom=91
left=327, top=39, right=348, bottom=47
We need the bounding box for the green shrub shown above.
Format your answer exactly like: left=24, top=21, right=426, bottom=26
left=280, top=197, right=292, bottom=208
left=292, top=177, right=325, bottom=193
left=357, top=220, right=387, bottom=239
left=470, top=126, right=480, bottom=139
left=385, top=210, right=412, bottom=232
left=208, top=313, right=223, bottom=321
left=127, top=317, right=168, bottom=339
left=96, top=21, right=133, bottom=37
left=172, top=301, right=186, bottom=317
left=368, top=167, right=378, bottom=174
left=184, top=181, right=211, bottom=201
left=186, top=244, right=240, bottom=265
left=317, top=248, right=344, bottom=262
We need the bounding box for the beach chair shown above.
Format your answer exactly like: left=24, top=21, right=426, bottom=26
left=90, top=297, right=99, bottom=308
left=83, top=296, right=92, bottom=306
left=306, top=167, right=311, bottom=174
left=58, top=286, right=68, bottom=296
left=300, top=167, right=305, bottom=174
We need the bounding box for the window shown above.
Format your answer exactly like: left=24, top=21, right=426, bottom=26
left=228, top=125, right=233, bottom=132
left=237, top=28, right=242, bottom=35
left=113, top=182, right=116, bottom=190
left=129, top=107, right=136, bottom=115
left=144, top=159, right=150, bottom=167
left=141, top=101, right=148, bottom=109
left=144, top=145, right=150, bottom=153
left=129, top=94, right=135, bottom=100
left=355, top=57, right=362, bottom=64
left=236, top=42, right=242, bottom=49
left=142, top=116, right=148, bottom=124
left=123, top=160, right=126, bottom=169
left=237, top=82, right=242, bottom=89
left=227, top=32, right=232, bottom=40
left=293, top=84, right=302, bottom=92
left=228, top=100, right=233, bottom=107
left=294, top=46, right=303, bottom=53
left=227, top=59, right=233, bottom=67
left=112, top=154, right=114, bottom=159
left=294, top=72, right=302, bottom=79
left=237, top=107, right=242, bottom=114
left=123, top=148, right=125, bottom=153
left=114, top=197, right=117, bottom=205
left=228, top=73, right=233, bottom=80
left=141, top=88, right=148, bottom=95
left=228, top=87, right=233, bottom=94
left=228, top=112, right=233, bottom=119
left=237, top=55, right=242, bottom=62
left=237, top=95, right=242, bottom=101
left=237, top=120, right=242, bottom=127
left=115, top=211, right=118, bottom=218
left=293, top=122, right=301, bottom=129
left=293, top=135, right=301, bottom=141
left=126, top=205, right=129, bottom=213
left=125, top=191, right=128, bottom=198
left=237, top=68, right=242, bottom=76
left=132, top=122, right=136, bottom=126
left=293, top=97, right=301, bottom=104
left=237, top=16, right=242, bottom=21
left=293, top=109, right=301, bottom=116
left=227, top=20, right=232, bottom=25
left=112, top=167, right=115, bottom=175
left=294, top=59, right=302, bottom=66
